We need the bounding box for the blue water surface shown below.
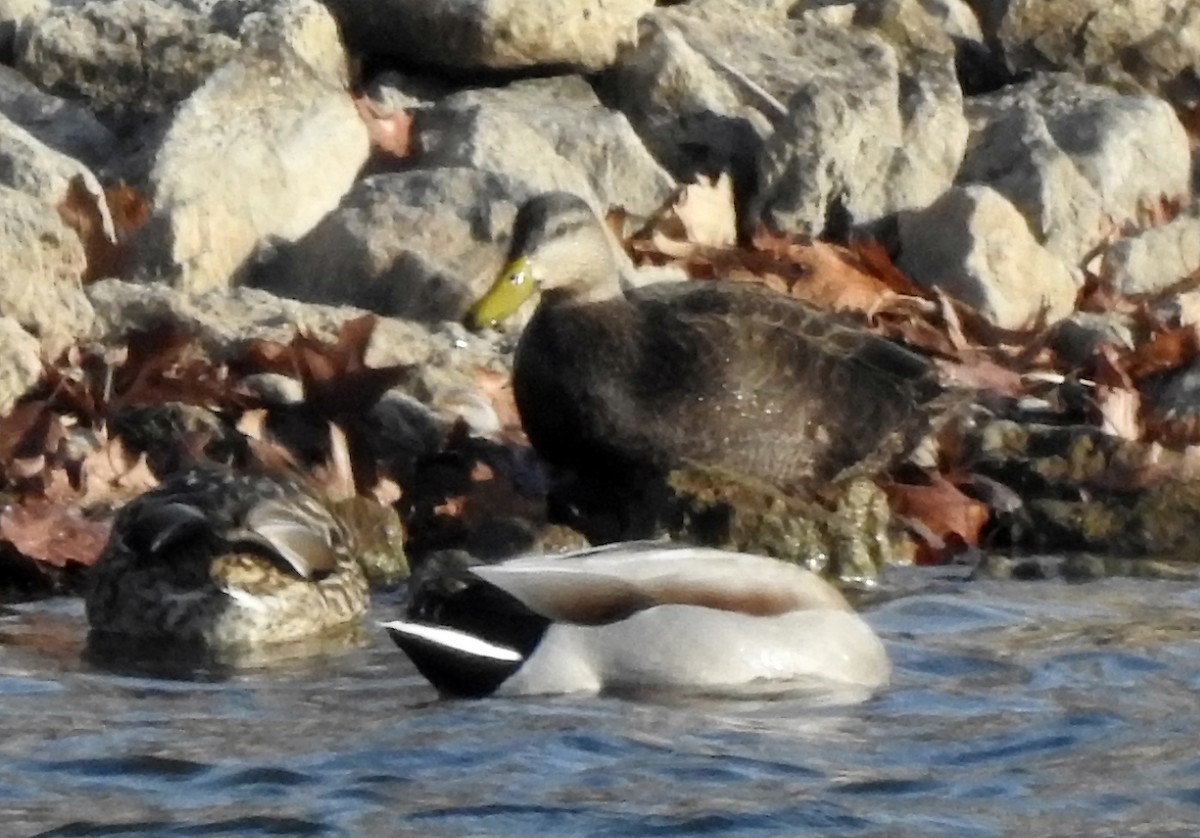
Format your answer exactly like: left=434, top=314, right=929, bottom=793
left=2, top=569, right=1200, bottom=837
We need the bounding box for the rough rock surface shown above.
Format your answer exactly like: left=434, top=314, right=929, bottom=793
left=0, top=65, right=116, bottom=167
left=325, top=0, right=653, bottom=72
left=959, top=75, right=1193, bottom=266
left=0, top=185, right=94, bottom=354
left=1099, top=208, right=1200, bottom=296
left=990, top=0, right=1200, bottom=112
left=13, top=0, right=241, bottom=132
left=129, top=31, right=367, bottom=292
left=249, top=167, right=524, bottom=323
left=0, top=316, right=45, bottom=416
left=418, top=76, right=676, bottom=217
left=898, top=185, right=1080, bottom=328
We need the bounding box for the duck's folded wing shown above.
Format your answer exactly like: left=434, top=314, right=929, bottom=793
left=471, top=544, right=852, bottom=625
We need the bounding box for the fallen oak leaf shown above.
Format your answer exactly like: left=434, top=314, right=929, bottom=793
left=0, top=500, right=111, bottom=567
left=883, top=473, right=990, bottom=565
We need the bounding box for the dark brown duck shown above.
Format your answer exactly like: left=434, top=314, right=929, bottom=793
left=468, top=192, right=942, bottom=491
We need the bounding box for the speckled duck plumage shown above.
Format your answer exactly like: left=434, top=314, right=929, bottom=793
left=86, top=468, right=371, bottom=653
left=466, top=192, right=942, bottom=491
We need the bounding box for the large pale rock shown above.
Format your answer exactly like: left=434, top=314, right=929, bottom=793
left=0, top=65, right=116, bottom=167
left=0, top=111, right=114, bottom=245
left=0, top=185, right=95, bottom=353
left=130, top=23, right=368, bottom=293
left=326, top=0, right=653, bottom=72
left=0, top=317, right=43, bottom=415
left=607, top=10, right=967, bottom=235
left=13, top=0, right=240, bottom=132
left=420, top=76, right=675, bottom=216
left=749, top=30, right=967, bottom=236
left=249, top=167, right=524, bottom=323
left=0, top=0, right=49, bottom=63
left=854, top=0, right=984, bottom=54
left=898, top=185, right=1080, bottom=329
left=991, top=0, right=1200, bottom=111
left=958, top=75, right=1193, bottom=265
left=1100, top=209, right=1200, bottom=296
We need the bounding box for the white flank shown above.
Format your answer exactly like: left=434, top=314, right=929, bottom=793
left=380, top=620, right=523, bottom=663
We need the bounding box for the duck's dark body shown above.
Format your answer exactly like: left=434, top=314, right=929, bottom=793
left=514, top=280, right=939, bottom=489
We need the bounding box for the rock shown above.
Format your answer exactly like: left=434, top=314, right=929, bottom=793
left=0, top=185, right=95, bottom=354
left=0, top=65, right=116, bottom=167
left=0, top=0, right=49, bottom=64
left=325, top=0, right=653, bottom=72
left=249, top=167, right=523, bottom=323
left=958, top=74, right=1193, bottom=265
left=129, top=20, right=367, bottom=293
left=1099, top=208, right=1200, bottom=296
left=85, top=279, right=505, bottom=416
left=0, top=112, right=110, bottom=218
left=13, top=0, right=240, bottom=133
left=1049, top=312, right=1137, bottom=368
left=599, top=15, right=766, bottom=185
left=991, top=0, right=1200, bottom=112
left=855, top=0, right=984, bottom=54
left=420, top=76, right=675, bottom=217
left=897, top=185, right=1079, bottom=329
left=605, top=11, right=968, bottom=234
left=662, top=467, right=908, bottom=585
left=0, top=316, right=45, bottom=415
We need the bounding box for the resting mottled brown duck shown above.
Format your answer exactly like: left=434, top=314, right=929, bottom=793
left=467, top=192, right=941, bottom=492
left=86, top=468, right=405, bottom=659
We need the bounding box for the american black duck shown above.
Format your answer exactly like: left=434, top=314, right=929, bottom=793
left=86, top=468, right=395, bottom=655
left=382, top=541, right=889, bottom=697
left=467, top=192, right=941, bottom=491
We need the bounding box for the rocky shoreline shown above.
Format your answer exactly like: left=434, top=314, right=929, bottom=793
left=0, top=0, right=1199, bottom=594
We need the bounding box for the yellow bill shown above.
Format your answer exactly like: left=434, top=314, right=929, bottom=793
left=466, top=256, right=536, bottom=330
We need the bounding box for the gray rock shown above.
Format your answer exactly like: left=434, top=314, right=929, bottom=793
left=426, top=76, right=675, bottom=216
left=1099, top=208, right=1200, bottom=296
left=87, top=278, right=508, bottom=421
left=992, top=0, right=1200, bottom=112
left=249, top=167, right=523, bottom=323
left=898, top=185, right=1080, bottom=329
left=326, top=0, right=653, bottom=72
left=129, top=13, right=367, bottom=293
left=0, top=0, right=49, bottom=63
left=0, top=65, right=116, bottom=167
left=959, top=75, right=1193, bottom=265
left=608, top=10, right=966, bottom=235
left=0, top=184, right=95, bottom=354
left=600, top=16, right=764, bottom=183
left=1050, top=312, right=1137, bottom=368
left=0, top=110, right=113, bottom=239
left=0, top=316, right=44, bottom=415
left=749, top=32, right=967, bottom=236
left=854, top=0, right=984, bottom=54
left=13, top=0, right=240, bottom=132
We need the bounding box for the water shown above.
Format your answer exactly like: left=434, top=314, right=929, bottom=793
left=3, top=569, right=1200, bottom=836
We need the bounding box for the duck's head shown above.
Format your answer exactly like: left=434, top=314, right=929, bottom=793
left=466, top=192, right=621, bottom=331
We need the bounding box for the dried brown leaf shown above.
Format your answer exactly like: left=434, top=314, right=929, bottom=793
left=0, top=500, right=110, bottom=567
left=355, top=97, right=415, bottom=159
left=883, top=473, right=990, bottom=564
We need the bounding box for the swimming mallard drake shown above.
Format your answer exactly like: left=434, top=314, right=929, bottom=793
left=382, top=542, right=890, bottom=697
left=86, top=468, right=382, bottom=656
left=467, top=192, right=940, bottom=490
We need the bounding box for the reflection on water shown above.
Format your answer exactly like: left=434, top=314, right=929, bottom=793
left=1, top=570, right=1200, bottom=836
